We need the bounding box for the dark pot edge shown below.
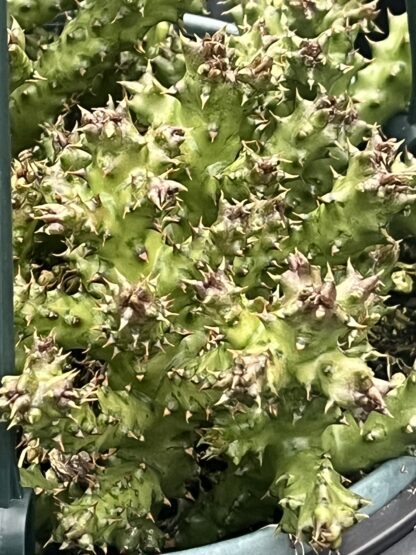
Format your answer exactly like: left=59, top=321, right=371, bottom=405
left=168, top=456, right=416, bottom=555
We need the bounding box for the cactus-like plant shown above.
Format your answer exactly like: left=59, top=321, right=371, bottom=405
left=8, top=17, right=33, bottom=91
left=9, top=0, right=204, bottom=154
left=3, top=1, right=416, bottom=554
left=7, top=0, right=76, bottom=31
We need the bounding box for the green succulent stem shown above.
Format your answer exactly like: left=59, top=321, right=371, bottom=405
left=7, top=0, right=76, bottom=31
left=10, top=0, right=203, bottom=154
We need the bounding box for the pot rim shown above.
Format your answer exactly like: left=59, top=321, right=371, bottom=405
left=168, top=456, right=416, bottom=555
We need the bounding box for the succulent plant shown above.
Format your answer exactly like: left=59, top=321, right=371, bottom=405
left=8, top=17, right=33, bottom=91
left=10, top=0, right=204, bottom=154
left=3, top=1, right=416, bottom=554
left=352, top=11, right=411, bottom=127
left=7, top=0, right=76, bottom=31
